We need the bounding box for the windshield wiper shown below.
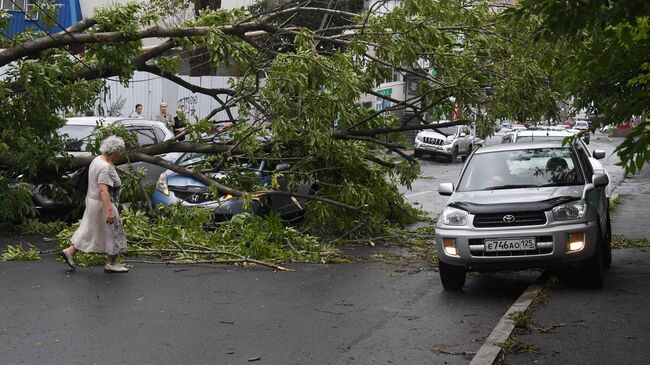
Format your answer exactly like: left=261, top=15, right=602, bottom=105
left=482, top=184, right=539, bottom=190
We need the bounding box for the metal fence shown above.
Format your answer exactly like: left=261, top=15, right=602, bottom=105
left=100, top=71, right=238, bottom=122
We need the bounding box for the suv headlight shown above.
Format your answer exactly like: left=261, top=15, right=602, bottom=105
left=443, top=137, right=453, bottom=145
left=415, top=134, right=423, bottom=142
left=441, top=207, right=468, bottom=226
left=156, top=173, right=169, bottom=196
left=552, top=201, right=586, bottom=221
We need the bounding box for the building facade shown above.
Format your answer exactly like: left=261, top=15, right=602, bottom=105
left=1, top=0, right=82, bottom=39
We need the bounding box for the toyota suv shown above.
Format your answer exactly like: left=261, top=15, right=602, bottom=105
left=414, top=123, right=475, bottom=162
left=435, top=141, right=611, bottom=290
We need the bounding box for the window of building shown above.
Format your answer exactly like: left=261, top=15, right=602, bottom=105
left=1, top=1, right=39, bottom=20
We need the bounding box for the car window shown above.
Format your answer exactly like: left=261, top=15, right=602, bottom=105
left=176, top=152, right=205, bottom=167
left=500, top=135, right=512, bottom=143
left=573, top=142, right=594, bottom=182
left=513, top=135, right=568, bottom=143
left=458, top=148, right=584, bottom=191
left=129, top=128, right=157, bottom=147
left=153, top=127, right=168, bottom=142
left=58, top=125, right=96, bottom=151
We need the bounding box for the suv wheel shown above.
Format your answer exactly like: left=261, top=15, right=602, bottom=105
left=439, top=262, right=466, bottom=291
left=449, top=146, right=459, bottom=163
left=582, top=226, right=605, bottom=288
left=603, top=213, right=612, bottom=269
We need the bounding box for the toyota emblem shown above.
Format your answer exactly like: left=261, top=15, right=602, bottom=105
left=189, top=194, right=200, bottom=203
left=503, top=214, right=516, bottom=223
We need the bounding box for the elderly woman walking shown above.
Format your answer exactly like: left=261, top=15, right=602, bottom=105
left=61, top=136, right=129, bottom=273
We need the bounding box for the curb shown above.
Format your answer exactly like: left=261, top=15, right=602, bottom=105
left=469, top=281, right=545, bottom=365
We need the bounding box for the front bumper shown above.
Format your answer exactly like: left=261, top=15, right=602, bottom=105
left=414, top=140, right=453, bottom=156
left=435, top=220, right=599, bottom=270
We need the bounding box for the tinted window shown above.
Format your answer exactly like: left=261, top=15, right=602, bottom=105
left=153, top=127, right=167, bottom=142
left=458, top=148, right=584, bottom=191
left=130, top=128, right=157, bottom=147
left=573, top=142, right=593, bottom=182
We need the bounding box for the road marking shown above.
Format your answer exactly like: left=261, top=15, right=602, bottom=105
left=405, top=191, right=435, bottom=198
left=469, top=280, right=545, bottom=365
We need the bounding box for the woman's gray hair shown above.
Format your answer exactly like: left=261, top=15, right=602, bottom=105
left=99, top=135, right=126, bottom=155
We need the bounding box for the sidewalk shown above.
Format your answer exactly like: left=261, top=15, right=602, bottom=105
left=504, top=167, right=650, bottom=365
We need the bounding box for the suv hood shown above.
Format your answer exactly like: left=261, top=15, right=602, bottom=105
left=448, top=186, right=583, bottom=211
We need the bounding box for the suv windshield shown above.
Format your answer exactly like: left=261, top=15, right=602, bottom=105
left=434, top=126, right=457, bottom=136
left=457, top=148, right=584, bottom=191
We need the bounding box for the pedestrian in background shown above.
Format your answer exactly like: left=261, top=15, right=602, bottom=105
left=129, top=103, right=144, bottom=119
left=156, top=102, right=174, bottom=132
left=61, top=136, right=129, bottom=273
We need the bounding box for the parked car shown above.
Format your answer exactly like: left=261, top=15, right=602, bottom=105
left=499, top=129, right=608, bottom=196
left=414, top=123, right=476, bottom=162
left=574, top=121, right=590, bottom=131
left=59, top=117, right=180, bottom=184
left=435, top=141, right=611, bottom=290
left=32, top=117, right=180, bottom=212
left=151, top=153, right=318, bottom=224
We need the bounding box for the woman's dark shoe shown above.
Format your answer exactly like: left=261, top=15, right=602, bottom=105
left=61, top=250, right=76, bottom=270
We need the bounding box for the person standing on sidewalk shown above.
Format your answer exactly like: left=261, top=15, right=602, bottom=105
left=61, top=136, right=129, bottom=273
left=155, top=101, right=174, bottom=132
left=129, top=103, right=144, bottom=119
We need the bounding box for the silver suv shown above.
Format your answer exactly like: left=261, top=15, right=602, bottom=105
left=414, top=124, right=475, bottom=162
left=435, top=141, right=611, bottom=290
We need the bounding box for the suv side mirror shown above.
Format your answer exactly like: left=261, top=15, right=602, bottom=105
left=459, top=133, right=467, bottom=137
left=593, top=173, right=609, bottom=187
left=592, top=149, right=605, bottom=160
left=438, top=183, right=454, bottom=196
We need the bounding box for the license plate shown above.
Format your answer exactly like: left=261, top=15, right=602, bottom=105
left=484, top=238, right=537, bottom=252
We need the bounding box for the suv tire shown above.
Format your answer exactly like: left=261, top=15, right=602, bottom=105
left=603, top=213, right=612, bottom=269
left=448, top=146, right=458, bottom=163
left=439, top=261, right=466, bottom=291
left=581, top=226, right=605, bottom=288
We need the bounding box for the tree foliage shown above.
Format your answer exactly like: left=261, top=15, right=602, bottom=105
left=512, top=0, right=650, bottom=175
left=0, top=0, right=570, bottom=236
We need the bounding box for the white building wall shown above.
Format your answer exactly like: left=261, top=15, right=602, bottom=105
left=100, top=72, right=238, bottom=122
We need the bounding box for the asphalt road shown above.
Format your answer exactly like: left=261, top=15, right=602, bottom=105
left=0, top=251, right=539, bottom=365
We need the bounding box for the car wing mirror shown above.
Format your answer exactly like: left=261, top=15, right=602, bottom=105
left=438, top=182, right=454, bottom=196
left=592, top=149, right=605, bottom=160
left=459, top=133, right=467, bottom=137
left=593, top=173, right=609, bottom=187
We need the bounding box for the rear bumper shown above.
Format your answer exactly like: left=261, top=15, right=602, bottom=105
left=435, top=220, right=599, bottom=271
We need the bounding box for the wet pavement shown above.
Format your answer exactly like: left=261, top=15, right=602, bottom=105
left=0, top=251, right=536, bottom=365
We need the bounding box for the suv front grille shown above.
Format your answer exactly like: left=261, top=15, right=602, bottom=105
left=468, top=236, right=553, bottom=257
left=473, top=211, right=547, bottom=228
left=423, top=137, right=444, bottom=145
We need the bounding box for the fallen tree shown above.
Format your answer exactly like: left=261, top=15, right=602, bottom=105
left=0, top=0, right=570, bottom=238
